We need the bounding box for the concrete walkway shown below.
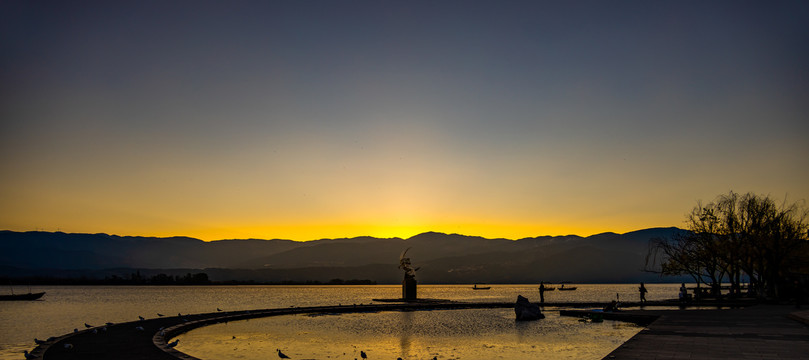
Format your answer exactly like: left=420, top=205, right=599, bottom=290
left=603, top=305, right=809, bottom=359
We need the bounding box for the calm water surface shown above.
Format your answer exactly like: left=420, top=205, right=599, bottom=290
left=0, top=284, right=681, bottom=360
left=176, top=308, right=642, bottom=360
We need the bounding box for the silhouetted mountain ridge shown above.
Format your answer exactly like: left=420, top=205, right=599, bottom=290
left=0, top=228, right=689, bottom=283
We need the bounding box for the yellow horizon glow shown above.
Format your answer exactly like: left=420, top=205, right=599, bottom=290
left=0, top=219, right=677, bottom=242
left=3, top=1, right=808, bottom=250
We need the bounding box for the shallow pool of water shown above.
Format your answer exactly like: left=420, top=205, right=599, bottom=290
left=2, top=284, right=680, bottom=359
left=174, top=308, right=642, bottom=360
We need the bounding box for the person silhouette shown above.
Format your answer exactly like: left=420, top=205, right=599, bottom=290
left=639, top=282, right=648, bottom=303
left=539, top=282, right=546, bottom=304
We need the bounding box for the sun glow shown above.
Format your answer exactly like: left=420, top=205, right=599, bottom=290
left=139, top=220, right=647, bottom=242
left=2, top=1, right=806, bottom=244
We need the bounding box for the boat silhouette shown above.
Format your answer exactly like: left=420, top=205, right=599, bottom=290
left=0, top=291, right=45, bottom=301
left=2, top=283, right=45, bottom=301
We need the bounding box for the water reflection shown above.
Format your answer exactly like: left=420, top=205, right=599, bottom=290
left=175, top=308, right=642, bottom=360
left=3, top=284, right=682, bottom=360
left=514, top=316, right=531, bottom=343
left=399, top=310, right=413, bottom=359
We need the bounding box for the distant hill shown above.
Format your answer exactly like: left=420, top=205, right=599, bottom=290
left=0, top=228, right=689, bottom=283
left=0, top=231, right=302, bottom=269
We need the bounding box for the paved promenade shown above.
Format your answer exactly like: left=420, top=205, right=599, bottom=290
left=604, top=305, right=809, bottom=360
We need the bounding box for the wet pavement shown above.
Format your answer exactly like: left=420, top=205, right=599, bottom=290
left=604, top=305, right=809, bottom=360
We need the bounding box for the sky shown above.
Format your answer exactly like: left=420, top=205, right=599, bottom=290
left=1, top=1, right=807, bottom=241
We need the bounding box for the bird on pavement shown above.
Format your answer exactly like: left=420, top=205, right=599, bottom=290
left=167, top=339, right=179, bottom=348
left=84, top=323, right=92, bottom=328
left=157, top=313, right=165, bottom=317
left=138, top=316, right=145, bottom=321
left=34, top=338, right=46, bottom=345
left=23, top=350, right=37, bottom=359
left=277, top=349, right=291, bottom=359
left=360, top=350, right=367, bottom=359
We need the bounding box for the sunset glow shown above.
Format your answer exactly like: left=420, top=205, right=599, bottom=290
left=1, top=1, right=807, bottom=241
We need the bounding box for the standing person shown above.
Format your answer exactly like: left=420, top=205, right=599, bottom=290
left=639, top=282, right=648, bottom=303
left=679, top=283, right=687, bottom=302
left=539, top=282, right=546, bottom=304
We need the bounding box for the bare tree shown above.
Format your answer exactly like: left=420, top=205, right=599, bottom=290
left=647, top=191, right=808, bottom=299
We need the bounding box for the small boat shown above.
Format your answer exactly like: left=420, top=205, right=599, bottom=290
left=558, top=284, right=577, bottom=291
left=472, top=284, right=491, bottom=290
left=0, top=292, right=45, bottom=301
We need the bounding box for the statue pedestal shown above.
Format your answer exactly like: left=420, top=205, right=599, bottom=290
left=402, top=277, right=417, bottom=300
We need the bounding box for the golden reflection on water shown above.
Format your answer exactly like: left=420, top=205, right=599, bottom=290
left=400, top=310, right=413, bottom=358
left=175, top=308, right=641, bottom=360
left=1, top=284, right=684, bottom=360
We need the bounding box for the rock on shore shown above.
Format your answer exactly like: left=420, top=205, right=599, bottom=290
left=515, top=295, right=545, bottom=321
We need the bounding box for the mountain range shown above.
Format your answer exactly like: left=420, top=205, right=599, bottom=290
left=0, top=228, right=688, bottom=283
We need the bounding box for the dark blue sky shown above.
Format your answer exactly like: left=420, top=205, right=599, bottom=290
left=2, top=1, right=807, bottom=240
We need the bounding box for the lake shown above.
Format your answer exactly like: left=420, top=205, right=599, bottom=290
left=0, top=284, right=682, bottom=360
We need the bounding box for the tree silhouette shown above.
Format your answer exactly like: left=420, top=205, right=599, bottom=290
left=647, top=191, right=808, bottom=299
